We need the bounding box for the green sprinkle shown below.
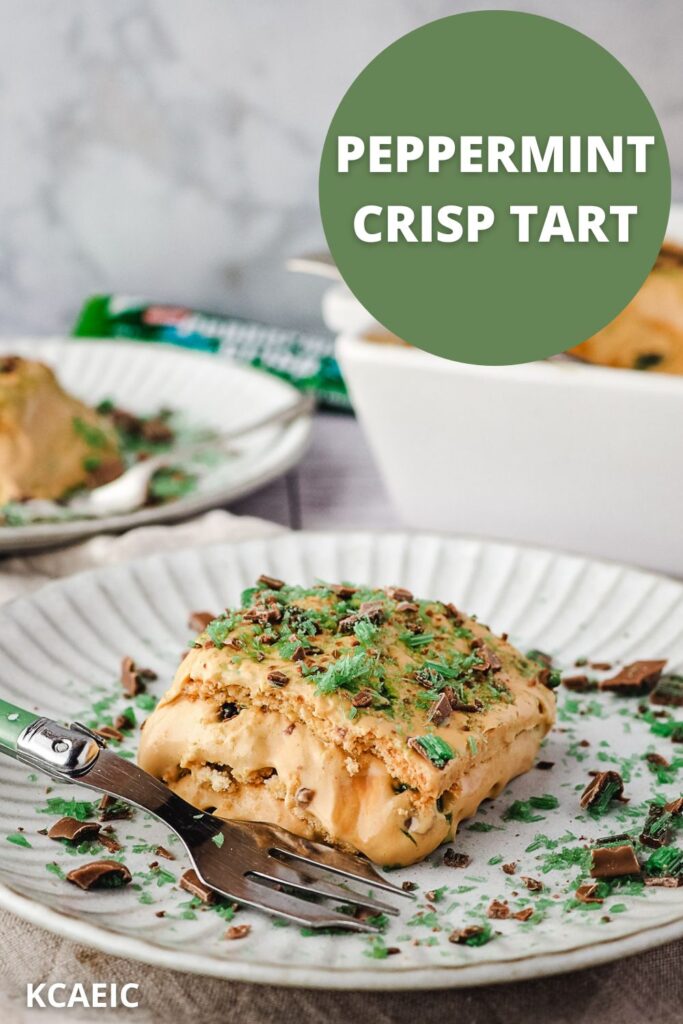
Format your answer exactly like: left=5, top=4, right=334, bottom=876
left=410, top=734, right=455, bottom=769
left=529, top=794, right=559, bottom=810
left=6, top=833, right=31, bottom=848
left=212, top=833, right=225, bottom=849
left=503, top=800, right=545, bottom=823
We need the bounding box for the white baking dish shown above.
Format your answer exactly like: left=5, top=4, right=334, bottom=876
left=333, top=326, right=683, bottom=578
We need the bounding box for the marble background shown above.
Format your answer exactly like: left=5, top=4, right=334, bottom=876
left=0, top=0, right=681, bottom=336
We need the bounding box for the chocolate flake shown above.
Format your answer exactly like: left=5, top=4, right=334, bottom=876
left=575, top=882, right=603, bottom=904
left=97, top=833, right=122, bottom=854
left=395, top=601, right=419, bottom=614
left=487, top=899, right=510, bottom=919
left=535, top=761, right=555, bottom=771
left=387, top=586, right=414, bottom=602
left=590, top=843, right=641, bottom=879
left=443, top=603, right=464, bottom=625
left=98, top=794, right=132, bottom=822
left=521, top=876, right=543, bottom=892
left=639, top=805, right=673, bottom=849
left=94, top=725, right=124, bottom=744
left=580, top=770, right=624, bottom=811
left=331, top=584, right=357, bottom=599
left=180, top=869, right=217, bottom=904
left=427, top=692, right=452, bottom=727
left=226, top=924, right=251, bottom=940
left=443, top=849, right=471, bottom=869
left=257, top=574, right=285, bottom=591
left=267, top=670, right=289, bottom=688
left=358, top=600, right=385, bottom=624
left=48, top=817, right=101, bottom=844
left=650, top=674, right=683, bottom=707
left=512, top=907, right=534, bottom=922
left=471, top=640, right=502, bottom=673
left=644, top=876, right=683, bottom=888
left=502, top=862, right=517, bottom=875
left=665, top=798, right=683, bottom=816
left=562, top=675, right=595, bottom=693
left=188, top=610, right=215, bottom=632
left=401, top=880, right=418, bottom=892
left=154, top=846, right=175, bottom=861
left=351, top=688, right=375, bottom=708
left=120, top=656, right=156, bottom=697
left=599, top=660, right=667, bottom=696
left=448, top=925, right=487, bottom=945
left=66, top=860, right=132, bottom=891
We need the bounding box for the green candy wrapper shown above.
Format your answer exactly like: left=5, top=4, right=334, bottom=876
left=73, top=295, right=350, bottom=411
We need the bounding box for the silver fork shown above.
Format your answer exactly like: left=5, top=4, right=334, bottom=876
left=0, top=707, right=413, bottom=931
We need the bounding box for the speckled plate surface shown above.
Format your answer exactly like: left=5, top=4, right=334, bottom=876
left=0, top=338, right=311, bottom=551
left=0, top=531, right=681, bottom=989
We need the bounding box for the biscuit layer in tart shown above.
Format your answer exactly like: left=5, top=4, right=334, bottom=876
left=138, top=579, right=557, bottom=866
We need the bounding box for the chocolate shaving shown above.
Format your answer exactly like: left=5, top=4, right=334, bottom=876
left=180, top=868, right=216, bottom=904
left=94, top=725, right=124, bottom=744
left=387, top=586, right=414, bottom=602
left=502, top=862, right=517, bottom=875
left=257, top=574, right=285, bottom=591
left=645, top=752, right=669, bottom=768
left=154, top=846, right=175, bottom=861
left=427, top=692, right=452, bottom=726
left=639, top=805, right=673, bottom=849
left=599, top=660, right=667, bottom=696
left=443, top=849, right=470, bottom=869
left=97, top=833, right=122, bottom=854
left=331, top=584, right=357, bottom=599
left=449, top=925, right=487, bottom=945
left=650, top=674, right=683, bottom=707
left=665, top=798, right=683, bottom=816
left=487, top=899, right=510, bottom=919
left=590, top=842, right=640, bottom=879
left=351, top=688, right=375, bottom=708
left=401, top=880, right=418, bottom=892
left=471, top=640, right=502, bottom=673
left=267, top=670, right=289, bottom=688
left=226, top=924, right=251, bottom=940
left=66, top=860, right=132, bottom=891
left=580, top=770, right=624, bottom=810
left=244, top=604, right=282, bottom=626
left=48, top=817, right=101, bottom=844
left=562, top=675, right=595, bottom=693
left=395, top=601, right=419, bottom=614
left=644, top=876, right=682, bottom=888
left=188, top=610, right=215, bottom=632
left=358, top=600, right=385, bottom=624
left=535, top=761, right=555, bottom=771
left=521, top=876, right=543, bottom=892
left=443, top=603, right=464, bottom=625
left=113, top=713, right=133, bottom=732
left=120, top=656, right=156, bottom=697
left=512, top=906, right=534, bottom=922
left=98, top=794, right=132, bottom=821
left=575, top=882, right=603, bottom=904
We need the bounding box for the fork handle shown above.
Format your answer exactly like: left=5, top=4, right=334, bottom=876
left=0, top=699, right=39, bottom=752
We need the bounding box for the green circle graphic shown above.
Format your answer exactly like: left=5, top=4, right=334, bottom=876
left=319, top=12, right=671, bottom=365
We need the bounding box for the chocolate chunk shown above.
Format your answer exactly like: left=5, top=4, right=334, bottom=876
left=599, top=660, right=667, bottom=696
left=98, top=795, right=132, bottom=821
left=113, top=714, right=133, bottom=732
left=512, top=907, right=534, bottom=922
left=66, top=860, right=132, bottom=891
left=97, top=833, right=122, bottom=854
left=395, top=601, right=419, bottom=614
left=521, top=876, right=543, bottom=892
left=443, top=603, right=464, bottom=625
left=48, top=817, right=101, bottom=844
left=644, top=876, right=683, bottom=888
left=267, top=670, right=289, bottom=688
left=575, top=882, right=603, bottom=904
left=487, top=899, right=510, bottom=919
left=219, top=702, right=240, bottom=721
left=290, top=644, right=306, bottom=661
left=351, top=688, right=375, bottom=708
left=387, top=586, right=414, bottom=602
left=295, top=787, right=315, bottom=806
left=358, top=600, right=385, bottom=624
left=535, top=761, right=555, bottom=771
left=639, top=805, right=673, bottom=849
left=427, top=692, right=452, bottom=727
left=244, top=604, right=282, bottom=626
left=650, top=674, right=683, bottom=707
left=443, top=849, right=470, bottom=869
left=471, top=640, right=502, bottom=673
left=562, top=675, right=595, bottom=693
left=180, top=868, right=217, bottom=904
left=502, top=862, right=517, bottom=875
left=331, top=584, right=357, bottom=599
left=120, top=656, right=156, bottom=697
left=580, top=770, right=624, bottom=811
left=401, top=880, right=418, bottom=892
left=226, top=924, right=251, bottom=940
left=590, top=662, right=613, bottom=671
left=94, top=725, right=124, bottom=744
left=449, top=925, right=487, bottom=945
left=590, top=843, right=640, bottom=879
left=257, top=574, right=285, bottom=591
left=645, top=752, right=669, bottom=768
left=338, top=614, right=360, bottom=633
left=141, top=416, right=174, bottom=444
left=188, top=610, right=215, bottom=632
left=665, top=798, right=683, bottom=816
left=154, top=846, right=175, bottom=861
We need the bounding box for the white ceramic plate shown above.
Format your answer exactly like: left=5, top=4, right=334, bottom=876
left=0, top=338, right=311, bottom=551
left=0, top=531, right=681, bottom=989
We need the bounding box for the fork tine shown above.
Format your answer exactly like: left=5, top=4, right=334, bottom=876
left=223, top=875, right=381, bottom=932
left=265, top=832, right=412, bottom=897
left=248, top=862, right=400, bottom=916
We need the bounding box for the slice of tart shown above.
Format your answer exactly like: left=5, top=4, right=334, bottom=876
left=138, top=578, right=557, bottom=866
left=0, top=355, right=122, bottom=504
